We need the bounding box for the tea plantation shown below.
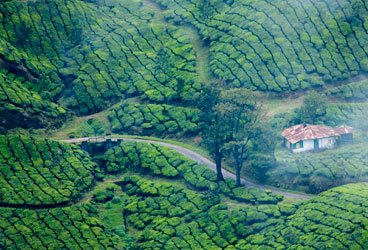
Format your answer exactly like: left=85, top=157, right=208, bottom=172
left=0, top=69, right=66, bottom=131
left=0, top=0, right=201, bottom=115
left=116, top=174, right=294, bottom=249
left=268, top=143, right=368, bottom=193
left=1, top=0, right=368, bottom=248
left=109, top=103, right=201, bottom=136
left=1, top=134, right=368, bottom=249
left=101, top=141, right=282, bottom=204
left=0, top=204, right=121, bottom=249
left=0, top=135, right=96, bottom=206
left=238, top=183, right=368, bottom=249
left=155, top=0, right=368, bottom=91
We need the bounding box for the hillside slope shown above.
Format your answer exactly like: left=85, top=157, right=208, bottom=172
left=155, top=0, right=368, bottom=91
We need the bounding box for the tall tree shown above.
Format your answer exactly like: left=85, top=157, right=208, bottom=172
left=199, top=84, right=225, bottom=181
left=295, top=91, right=327, bottom=124
left=218, top=89, right=261, bottom=187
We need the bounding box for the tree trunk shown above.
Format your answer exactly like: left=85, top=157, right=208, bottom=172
left=215, top=153, right=224, bottom=181
left=236, top=165, right=241, bottom=187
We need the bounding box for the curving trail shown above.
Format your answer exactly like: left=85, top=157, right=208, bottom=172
left=60, top=136, right=314, bottom=200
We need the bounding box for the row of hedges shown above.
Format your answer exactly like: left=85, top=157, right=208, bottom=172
left=268, top=143, right=368, bottom=193
left=0, top=135, right=97, bottom=205
left=109, top=102, right=201, bottom=135
left=0, top=69, right=66, bottom=130
left=155, top=0, right=368, bottom=92
left=325, top=78, right=368, bottom=100
left=0, top=204, right=121, bottom=249
left=238, top=183, right=368, bottom=249
left=117, top=175, right=295, bottom=249
left=324, top=102, right=368, bottom=126
left=0, top=0, right=202, bottom=114
left=101, top=141, right=282, bottom=204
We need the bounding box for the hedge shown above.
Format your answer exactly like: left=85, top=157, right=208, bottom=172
left=0, top=0, right=201, bottom=114
left=268, top=143, right=368, bottom=193
left=101, top=141, right=282, bottom=204
left=154, top=0, right=368, bottom=92
left=109, top=102, right=201, bottom=136
left=0, top=204, right=121, bottom=249
left=0, top=135, right=96, bottom=205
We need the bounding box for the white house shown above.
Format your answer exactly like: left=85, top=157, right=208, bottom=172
left=282, top=124, right=353, bottom=153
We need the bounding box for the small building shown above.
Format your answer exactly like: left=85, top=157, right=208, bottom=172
left=282, top=124, right=353, bottom=153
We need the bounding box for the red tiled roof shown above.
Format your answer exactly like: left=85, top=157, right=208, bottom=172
left=282, top=124, right=353, bottom=144
left=333, top=125, right=354, bottom=135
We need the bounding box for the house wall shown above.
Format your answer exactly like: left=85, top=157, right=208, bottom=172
left=292, top=139, right=314, bottom=153
left=319, top=137, right=337, bottom=149
left=289, top=137, right=338, bottom=153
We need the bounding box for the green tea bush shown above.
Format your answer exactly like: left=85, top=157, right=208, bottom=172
left=154, top=0, right=368, bottom=92
left=0, top=204, right=120, bottom=249
left=101, top=141, right=281, bottom=204
left=325, top=79, right=368, bottom=100
left=238, top=183, right=368, bottom=249
left=0, top=0, right=201, bottom=114
left=109, top=103, right=201, bottom=135
left=268, top=143, right=368, bottom=193
left=0, top=135, right=96, bottom=205
left=0, top=69, right=66, bottom=130
left=119, top=175, right=289, bottom=249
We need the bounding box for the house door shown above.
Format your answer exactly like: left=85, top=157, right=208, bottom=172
left=314, top=139, right=319, bottom=150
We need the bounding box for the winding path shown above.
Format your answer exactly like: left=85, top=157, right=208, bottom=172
left=60, top=136, right=314, bottom=200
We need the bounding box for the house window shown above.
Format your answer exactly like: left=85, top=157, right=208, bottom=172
left=292, top=141, right=304, bottom=149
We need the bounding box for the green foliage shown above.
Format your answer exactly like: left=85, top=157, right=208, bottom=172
left=268, top=144, right=368, bottom=193
left=0, top=69, right=66, bottom=130
left=71, top=118, right=106, bottom=137
left=0, top=204, right=120, bottom=249
left=325, top=78, right=368, bottom=101
left=119, top=175, right=288, bottom=249
left=93, top=188, right=115, bottom=203
left=154, top=0, right=368, bottom=91
left=241, top=183, right=368, bottom=249
left=109, top=103, right=201, bottom=136
left=0, top=135, right=96, bottom=205
left=0, top=0, right=201, bottom=114
left=294, top=91, right=328, bottom=124
left=101, top=141, right=281, bottom=204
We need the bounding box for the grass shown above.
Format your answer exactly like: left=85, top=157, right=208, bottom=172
left=261, top=94, right=304, bottom=117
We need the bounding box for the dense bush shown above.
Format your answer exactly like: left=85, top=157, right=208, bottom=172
left=268, top=143, right=368, bottom=193
left=0, top=135, right=96, bottom=205
left=119, top=175, right=290, bottom=249
left=0, top=69, right=66, bottom=130
left=238, top=183, right=368, bottom=249
left=101, top=141, right=282, bottom=204
left=0, top=204, right=121, bottom=249
left=154, top=0, right=368, bottom=92
left=325, top=78, right=368, bottom=100
left=0, top=0, right=201, bottom=114
left=109, top=103, right=201, bottom=136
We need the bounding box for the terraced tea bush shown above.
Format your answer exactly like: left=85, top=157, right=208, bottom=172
left=0, top=69, right=66, bottom=130
left=268, top=143, right=368, bottom=193
left=0, top=204, right=121, bottom=249
left=237, top=183, right=368, bottom=249
left=0, top=135, right=96, bottom=205
left=109, top=103, right=201, bottom=135
left=0, top=0, right=201, bottom=114
left=155, top=0, right=368, bottom=91
left=326, top=78, right=368, bottom=100
left=101, top=141, right=282, bottom=204
left=69, top=118, right=107, bottom=138
left=119, top=175, right=291, bottom=249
